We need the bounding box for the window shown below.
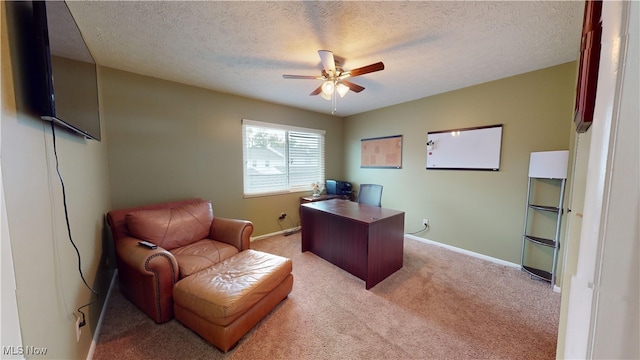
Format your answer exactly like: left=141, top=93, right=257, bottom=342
left=242, top=119, right=325, bottom=197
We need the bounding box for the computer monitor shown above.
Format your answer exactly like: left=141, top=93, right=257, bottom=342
left=326, top=180, right=352, bottom=195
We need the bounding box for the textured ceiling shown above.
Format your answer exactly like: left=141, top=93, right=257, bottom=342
left=66, top=1, right=585, bottom=117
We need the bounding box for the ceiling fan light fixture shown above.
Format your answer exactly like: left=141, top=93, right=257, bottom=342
left=321, top=80, right=334, bottom=96
left=336, top=82, right=349, bottom=98
left=320, top=91, right=332, bottom=101
left=282, top=50, right=385, bottom=110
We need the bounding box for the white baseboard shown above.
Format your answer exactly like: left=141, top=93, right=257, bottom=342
left=254, top=231, right=520, bottom=269
left=86, top=270, right=118, bottom=360
left=251, top=227, right=301, bottom=242
left=405, top=234, right=521, bottom=269
left=406, top=234, right=562, bottom=293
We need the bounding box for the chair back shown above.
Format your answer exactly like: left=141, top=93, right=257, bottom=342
left=357, top=184, right=383, bottom=207
left=107, top=198, right=207, bottom=242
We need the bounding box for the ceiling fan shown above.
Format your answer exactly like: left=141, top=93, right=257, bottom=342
left=283, top=50, right=385, bottom=102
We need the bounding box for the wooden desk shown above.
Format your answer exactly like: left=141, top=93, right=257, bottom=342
left=301, top=199, right=405, bottom=289
left=299, top=194, right=343, bottom=204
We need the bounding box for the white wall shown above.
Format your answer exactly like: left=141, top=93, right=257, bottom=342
left=1, top=3, right=23, bottom=354
left=2, top=2, right=113, bottom=358
left=561, top=1, right=639, bottom=358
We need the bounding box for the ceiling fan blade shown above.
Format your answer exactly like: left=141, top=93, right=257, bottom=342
left=283, top=75, right=323, bottom=80
left=318, top=50, right=336, bottom=75
left=310, top=85, right=323, bottom=96
left=344, top=62, right=385, bottom=78
left=341, top=80, right=365, bottom=93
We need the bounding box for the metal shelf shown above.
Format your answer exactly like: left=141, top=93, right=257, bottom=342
left=520, top=177, right=566, bottom=288
left=523, top=235, right=558, bottom=248
left=522, top=265, right=552, bottom=283
left=528, top=204, right=561, bottom=213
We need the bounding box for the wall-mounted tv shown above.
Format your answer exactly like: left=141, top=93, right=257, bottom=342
left=31, top=1, right=101, bottom=141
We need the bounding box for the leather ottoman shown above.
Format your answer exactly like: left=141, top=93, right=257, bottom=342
left=173, top=249, right=293, bottom=352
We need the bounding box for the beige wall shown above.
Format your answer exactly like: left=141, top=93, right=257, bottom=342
left=102, top=62, right=577, bottom=280
left=101, top=67, right=344, bottom=236
left=2, top=2, right=113, bottom=358
left=344, top=63, right=577, bottom=274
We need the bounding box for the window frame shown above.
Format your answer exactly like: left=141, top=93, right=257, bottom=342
left=242, top=119, right=325, bottom=198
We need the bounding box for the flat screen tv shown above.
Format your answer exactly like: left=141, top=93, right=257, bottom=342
left=31, top=1, right=101, bottom=141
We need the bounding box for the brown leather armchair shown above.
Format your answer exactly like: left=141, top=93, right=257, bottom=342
left=106, top=198, right=253, bottom=323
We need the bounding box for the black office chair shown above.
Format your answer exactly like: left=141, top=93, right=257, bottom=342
left=357, top=184, right=383, bottom=207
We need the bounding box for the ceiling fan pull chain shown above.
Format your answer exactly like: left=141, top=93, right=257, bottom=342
left=332, top=87, right=337, bottom=114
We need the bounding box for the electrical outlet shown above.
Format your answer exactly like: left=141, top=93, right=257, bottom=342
left=278, top=212, right=287, bottom=220
left=423, top=218, right=429, bottom=228
left=75, top=316, right=82, bottom=342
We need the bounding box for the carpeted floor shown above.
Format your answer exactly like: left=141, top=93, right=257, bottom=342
left=92, top=233, right=560, bottom=359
